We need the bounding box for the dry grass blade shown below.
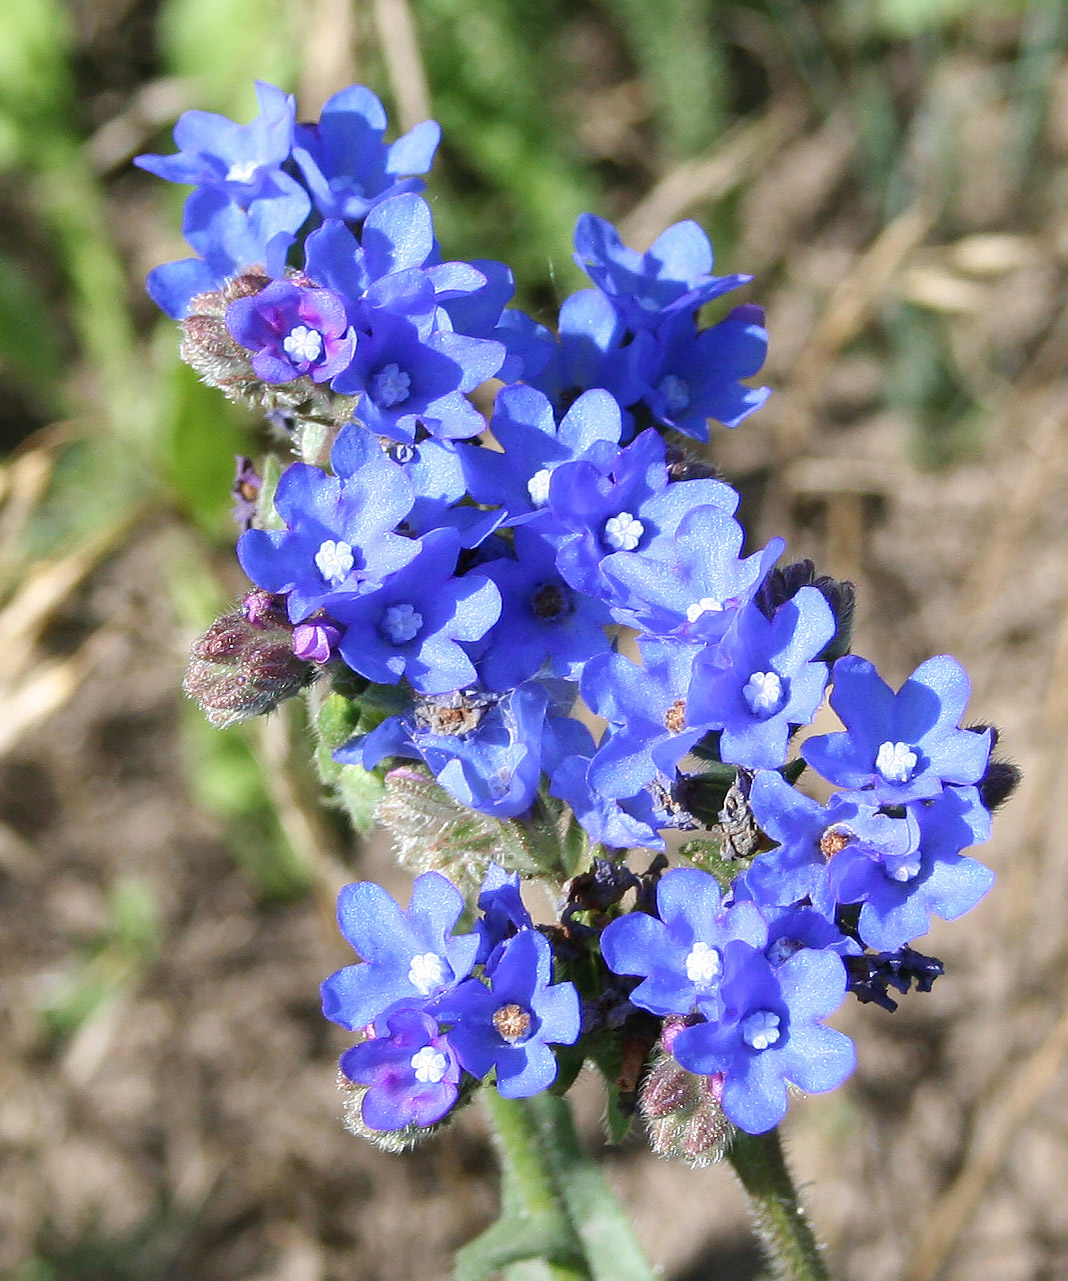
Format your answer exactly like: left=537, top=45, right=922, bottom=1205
left=372, top=0, right=432, bottom=130
left=0, top=518, right=131, bottom=687
left=619, top=100, right=807, bottom=251
left=777, top=200, right=936, bottom=453
left=298, top=0, right=358, bottom=117
left=0, top=655, right=87, bottom=757
left=902, top=1001, right=1068, bottom=1281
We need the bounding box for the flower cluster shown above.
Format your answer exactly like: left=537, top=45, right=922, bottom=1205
left=150, top=84, right=1016, bottom=1146
left=323, top=867, right=579, bottom=1131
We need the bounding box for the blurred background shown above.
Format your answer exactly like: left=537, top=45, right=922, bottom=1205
left=1, top=0, right=1067, bottom=1277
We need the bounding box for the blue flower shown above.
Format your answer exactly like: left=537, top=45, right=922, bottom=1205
left=801, top=655, right=993, bottom=803
left=671, top=943, right=855, bottom=1134
left=135, top=81, right=299, bottom=206
left=331, top=529, right=501, bottom=694
left=292, top=85, right=440, bottom=223
left=434, top=930, right=580, bottom=1098
left=582, top=641, right=706, bottom=800
left=458, top=385, right=623, bottom=524
left=340, top=1005, right=460, bottom=1130
left=742, top=769, right=906, bottom=912
left=599, top=504, right=781, bottom=641
left=475, top=863, right=534, bottom=966
left=640, top=305, right=770, bottom=440
left=332, top=309, right=504, bottom=442
left=547, top=429, right=739, bottom=600
left=687, top=588, right=835, bottom=770
left=322, top=872, right=479, bottom=1030
left=475, top=526, right=612, bottom=689
left=236, top=448, right=417, bottom=623
left=337, top=683, right=553, bottom=818
left=146, top=191, right=301, bottom=319
left=826, top=787, right=993, bottom=950
left=225, top=280, right=357, bottom=383
left=573, top=214, right=752, bottom=332
left=600, top=867, right=768, bottom=1018
left=527, top=289, right=640, bottom=409
left=549, top=753, right=666, bottom=852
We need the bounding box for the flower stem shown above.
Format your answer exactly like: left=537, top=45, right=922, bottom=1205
left=525, top=1093, right=658, bottom=1281
left=726, top=1127, right=832, bottom=1281
left=457, top=1092, right=658, bottom=1281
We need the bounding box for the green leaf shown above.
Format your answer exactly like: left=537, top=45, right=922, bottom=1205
left=157, top=0, right=298, bottom=113
left=0, top=250, right=64, bottom=409
left=159, top=341, right=251, bottom=535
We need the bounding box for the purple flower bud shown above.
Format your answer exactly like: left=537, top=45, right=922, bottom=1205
left=184, top=600, right=315, bottom=727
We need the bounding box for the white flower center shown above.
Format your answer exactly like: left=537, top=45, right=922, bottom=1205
left=282, top=325, right=324, bottom=365
left=371, top=362, right=412, bottom=408
left=686, top=596, right=724, bottom=623
left=226, top=160, right=259, bottom=183
left=527, top=468, right=552, bottom=507
left=875, top=740, right=918, bottom=785
left=314, top=539, right=355, bottom=584
left=409, top=1045, right=448, bottom=1084
left=685, top=941, right=722, bottom=986
left=407, top=952, right=445, bottom=995
left=603, top=511, right=645, bottom=552
left=743, top=670, right=785, bottom=716
left=741, top=1010, right=782, bottom=1051
left=658, top=373, right=691, bottom=415
left=380, top=602, right=423, bottom=644
left=887, top=852, right=922, bottom=883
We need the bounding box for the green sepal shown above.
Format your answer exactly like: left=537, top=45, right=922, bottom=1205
left=780, top=757, right=807, bottom=785
left=585, top=1038, right=634, bottom=1144
left=256, top=453, right=285, bottom=530
left=547, top=1043, right=586, bottom=1098
left=310, top=687, right=386, bottom=835
left=679, top=835, right=740, bottom=891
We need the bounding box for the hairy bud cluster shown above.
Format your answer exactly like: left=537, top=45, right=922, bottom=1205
left=641, top=1046, right=733, bottom=1168
left=183, top=590, right=315, bottom=727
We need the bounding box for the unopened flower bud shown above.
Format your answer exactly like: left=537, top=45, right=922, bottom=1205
left=641, top=1041, right=732, bottom=1168
left=755, top=560, right=855, bottom=664
left=184, top=595, right=315, bottom=727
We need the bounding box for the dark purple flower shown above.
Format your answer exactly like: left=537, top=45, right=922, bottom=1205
left=231, top=455, right=261, bottom=531
left=340, top=1006, right=460, bottom=1131
left=321, top=872, right=480, bottom=1030
left=801, top=655, right=993, bottom=803
left=225, top=279, right=357, bottom=383
left=435, top=930, right=581, bottom=1098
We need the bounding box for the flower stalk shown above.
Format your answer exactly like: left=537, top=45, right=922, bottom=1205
left=727, top=1127, right=832, bottom=1281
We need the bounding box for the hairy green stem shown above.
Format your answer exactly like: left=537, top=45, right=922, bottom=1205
left=726, top=1128, right=832, bottom=1281
left=525, top=1093, right=657, bottom=1281
left=457, top=1093, right=658, bottom=1281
